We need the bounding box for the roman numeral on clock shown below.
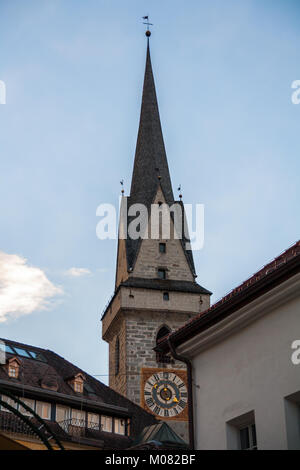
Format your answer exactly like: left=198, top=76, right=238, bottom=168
left=178, top=400, right=186, bottom=409
left=146, top=398, right=155, bottom=408
left=164, top=409, right=169, bottom=417
left=144, top=391, right=151, bottom=396
left=153, top=406, right=161, bottom=415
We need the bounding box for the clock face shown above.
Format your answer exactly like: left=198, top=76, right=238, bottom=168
left=144, top=371, right=188, bottom=418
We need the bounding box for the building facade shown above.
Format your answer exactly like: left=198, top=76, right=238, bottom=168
left=158, top=241, right=300, bottom=449
left=0, top=338, right=158, bottom=450
left=101, top=34, right=211, bottom=441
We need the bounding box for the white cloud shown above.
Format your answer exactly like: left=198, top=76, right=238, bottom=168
left=65, top=267, right=91, bottom=278
left=0, top=252, right=63, bottom=323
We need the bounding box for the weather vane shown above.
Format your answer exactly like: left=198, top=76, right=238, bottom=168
left=142, top=15, right=153, bottom=36
left=120, top=179, right=124, bottom=195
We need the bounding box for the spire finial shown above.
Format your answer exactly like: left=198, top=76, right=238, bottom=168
left=120, top=179, right=124, bottom=195
left=178, top=184, right=182, bottom=200
left=142, top=15, right=153, bottom=37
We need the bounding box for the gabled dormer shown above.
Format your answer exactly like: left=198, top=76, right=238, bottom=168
left=67, top=372, right=86, bottom=394
left=5, top=356, right=21, bottom=379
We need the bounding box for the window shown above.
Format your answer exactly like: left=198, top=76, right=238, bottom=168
left=56, top=405, right=71, bottom=423
left=19, top=398, right=35, bottom=416
left=156, top=326, right=171, bottom=342
left=0, top=395, right=17, bottom=412
left=156, top=326, right=172, bottom=363
left=68, top=373, right=85, bottom=394
left=163, top=292, right=169, bottom=301
left=159, top=243, right=166, bottom=253
left=87, top=412, right=100, bottom=430
left=8, top=365, right=17, bottom=377
left=27, top=350, right=47, bottom=362
left=74, top=381, right=83, bottom=393
left=101, top=415, right=113, bottom=432
left=226, top=411, right=257, bottom=450
left=4, top=345, right=15, bottom=354
left=114, top=417, right=126, bottom=435
left=115, top=337, right=120, bottom=376
left=36, top=401, right=51, bottom=420
left=6, top=357, right=21, bottom=378
left=284, top=391, right=300, bottom=449
left=12, top=347, right=31, bottom=358
left=71, top=409, right=86, bottom=427
left=240, top=424, right=257, bottom=450
left=157, top=268, right=166, bottom=280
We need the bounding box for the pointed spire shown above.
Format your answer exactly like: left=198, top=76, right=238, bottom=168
left=123, top=36, right=196, bottom=276
left=130, top=39, right=174, bottom=206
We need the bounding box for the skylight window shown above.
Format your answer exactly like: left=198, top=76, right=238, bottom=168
left=32, top=352, right=47, bottom=363
left=4, top=344, right=47, bottom=363
left=13, top=348, right=31, bottom=358
left=28, top=350, right=37, bottom=358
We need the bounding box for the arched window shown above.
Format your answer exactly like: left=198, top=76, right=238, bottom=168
left=156, top=326, right=171, bottom=343
left=115, top=337, right=120, bottom=376
left=156, top=326, right=172, bottom=364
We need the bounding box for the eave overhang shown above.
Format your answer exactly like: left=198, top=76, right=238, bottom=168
left=157, top=251, right=300, bottom=355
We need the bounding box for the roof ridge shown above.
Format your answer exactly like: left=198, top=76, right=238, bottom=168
left=0, top=337, right=50, bottom=354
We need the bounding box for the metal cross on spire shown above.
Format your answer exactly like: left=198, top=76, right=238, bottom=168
left=142, top=15, right=153, bottom=36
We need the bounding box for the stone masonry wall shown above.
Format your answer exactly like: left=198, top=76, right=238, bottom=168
left=132, top=187, right=194, bottom=282
left=125, top=309, right=194, bottom=405
left=107, top=313, right=127, bottom=397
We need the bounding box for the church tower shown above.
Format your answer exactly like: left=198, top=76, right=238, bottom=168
left=102, top=32, right=211, bottom=440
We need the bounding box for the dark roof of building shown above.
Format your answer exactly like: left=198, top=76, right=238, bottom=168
left=120, top=277, right=212, bottom=295
left=0, top=338, right=157, bottom=445
left=132, top=422, right=188, bottom=449
left=101, top=276, right=212, bottom=321
left=124, top=39, right=196, bottom=276
left=130, top=41, right=173, bottom=209
left=157, top=240, right=300, bottom=352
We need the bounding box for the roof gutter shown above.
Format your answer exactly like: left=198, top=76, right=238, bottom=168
left=166, top=337, right=195, bottom=450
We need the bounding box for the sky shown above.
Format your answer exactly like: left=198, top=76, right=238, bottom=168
left=0, top=0, right=299, bottom=382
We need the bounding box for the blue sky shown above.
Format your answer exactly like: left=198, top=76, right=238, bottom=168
left=0, top=0, right=299, bottom=382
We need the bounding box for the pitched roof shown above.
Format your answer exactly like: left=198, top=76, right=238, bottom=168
left=120, top=276, right=212, bottom=295
left=0, top=338, right=157, bottom=444
left=124, top=39, right=196, bottom=275
left=130, top=40, right=174, bottom=209
left=132, top=421, right=188, bottom=449
left=157, top=240, right=300, bottom=351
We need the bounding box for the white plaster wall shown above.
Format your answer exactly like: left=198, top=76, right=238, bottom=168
left=192, top=295, right=300, bottom=449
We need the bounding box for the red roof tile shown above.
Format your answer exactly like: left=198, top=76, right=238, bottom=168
left=158, top=240, right=300, bottom=350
